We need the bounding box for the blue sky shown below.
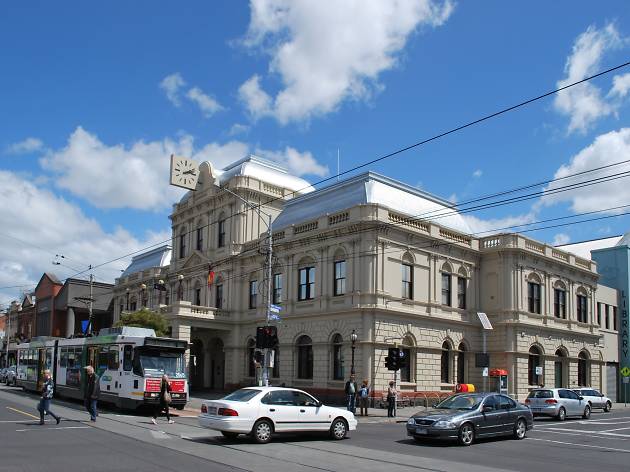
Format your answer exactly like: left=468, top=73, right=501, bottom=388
left=1, top=1, right=630, bottom=304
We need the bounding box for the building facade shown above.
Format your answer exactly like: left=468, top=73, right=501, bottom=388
left=113, top=155, right=618, bottom=401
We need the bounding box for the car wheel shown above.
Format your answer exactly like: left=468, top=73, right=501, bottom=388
left=458, top=423, right=475, bottom=446
left=557, top=407, right=566, bottom=421
left=330, top=418, right=348, bottom=440
left=513, top=418, right=527, bottom=440
left=252, top=419, right=273, bottom=444
left=604, top=401, right=612, bottom=413
left=582, top=405, right=591, bottom=420
left=221, top=431, right=239, bottom=440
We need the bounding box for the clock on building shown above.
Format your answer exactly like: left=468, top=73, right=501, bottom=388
left=169, top=154, right=200, bottom=190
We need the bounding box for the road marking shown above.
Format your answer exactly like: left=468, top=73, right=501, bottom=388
left=600, top=426, right=630, bottom=432
left=15, top=426, right=91, bottom=432
left=0, top=420, right=36, bottom=423
left=6, top=406, right=39, bottom=419
left=527, top=437, right=630, bottom=453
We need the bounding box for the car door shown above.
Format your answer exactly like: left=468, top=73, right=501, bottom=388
left=478, top=395, right=502, bottom=436
left=260, top=390, right=300, bottom=432
left=590, top=390, right=604, bottom=408
left=293, top=391, right=331, bottom=431
left=498, top=395, right=518, bottom=433
left=559, top=389, right=581, bottom=415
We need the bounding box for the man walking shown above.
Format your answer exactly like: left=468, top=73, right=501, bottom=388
left=387, top=380, right=397, bottom=418
left=83, top=366, right=100, bottom=422
left=37, top=370, right=60, bottom=425
left=344, top=373, right=358, bottom=414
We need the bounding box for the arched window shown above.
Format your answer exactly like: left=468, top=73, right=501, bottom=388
left=296, top=335, right=313, bottom=379
left=554, top=348, right=567, bottom=388
left=401, top=336, right=414, bottom=382
left=457, top=342, right=467, bottom=383
left=527, top=274, right=542, bottom=314
left=331, top=334, right=344, bottom=380
left=247, top=339, right=256, bottom=378
left=196, top=220, right=204, bottom=251
left=441, top=341, right=452, bottom=383
left=578, top=351, right=590, bottom=386
left=528, top=346, right=542, bottom=386
left=401, top=253, right=414, bottom=300
left=441, top=263, right=452, bottom=307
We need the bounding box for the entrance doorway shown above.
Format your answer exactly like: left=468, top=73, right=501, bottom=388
left=208, top=338, right=225, bottom=390
left=190, top=339, right=204, bottom=390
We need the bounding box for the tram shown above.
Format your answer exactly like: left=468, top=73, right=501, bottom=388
left=15, top=327, right=189, bottom=410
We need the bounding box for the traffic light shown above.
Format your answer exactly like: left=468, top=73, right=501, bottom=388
left=256, top=325, right=279, bottom=349
left=254, top=349, right=264, bottom=364
left=385, top=347, right=400, bottom=371
left=398, top=350, right=408, bottom=370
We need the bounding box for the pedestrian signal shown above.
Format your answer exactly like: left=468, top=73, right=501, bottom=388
left=256, top=325, right=279, bottom=349
left=386, top=347, right=400, bottom=371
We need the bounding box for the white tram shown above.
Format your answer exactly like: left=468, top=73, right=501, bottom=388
left=16, top=327, right=189, bottom=410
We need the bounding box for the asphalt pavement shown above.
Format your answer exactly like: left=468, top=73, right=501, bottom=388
left=1, top=384, right=629, bottom=472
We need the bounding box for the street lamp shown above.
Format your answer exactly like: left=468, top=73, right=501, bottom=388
left=157, top=279, right=165, bottom=305
left=350, top=329, right=358, bottom=375
left=177, top=274, right=184, bottom=301
left=140, top=283, right=147, bottom=308
left=125, top=288, right=130, bottom=311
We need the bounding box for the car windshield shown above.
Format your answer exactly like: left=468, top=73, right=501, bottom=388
left=527, top=390, right=553, bottom=399
left=222, top=389, right=261, bottom=402
left=139, top=352, right=186, bottom=378
left=436, top=394, right=484, bottom=410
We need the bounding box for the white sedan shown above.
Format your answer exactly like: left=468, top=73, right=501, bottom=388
left=198, top=386, right=357, bottom=443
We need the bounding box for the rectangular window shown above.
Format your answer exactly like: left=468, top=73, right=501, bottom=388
left=554, top=289, right=567, bottom=319
left=249, top=281, right=257, bottom=309
left=334, top=260, right=346, bottom=296
left=298, top=267, right=315, bottom=301
left=577, top=295, right=588, bottom=323
left=130, top=301, right=137, bottom=311
left=605, top=304, right=610, bottom=329
left=123, top=345, right=133, bottom=371
left=179, top=234, right=186, bottom=259
left=272, top=274, right=282, bottom=305
left=402, top=263, right=413, bottom=300
left=597, top=302, right=602, bottom=326
left=195, top=288, right=201, bottom=306
left=457, top=277, right=466, bottom=309
left=218, top=219, right=226, bottom=248
left=196, top=228, right=203, bottom=251
left=527, top=282, right=541, bottom=314
left=613, top=306, right=618, bottom=331
left=441, top=273, right=451, bottom=306
left=216, top=284, right=223, bottom=309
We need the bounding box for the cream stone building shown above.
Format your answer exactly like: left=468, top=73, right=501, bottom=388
left=113, top=155, right=619, bottom=401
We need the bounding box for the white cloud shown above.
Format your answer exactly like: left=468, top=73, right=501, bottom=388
left=553, top=233, right=571, bottom=246
left=186, top=87, right=223, bottom=117
left=462, top=212, right=537, bottom=236
left=541, top=128, right=630, bottom=212
left=553, top=23, right=623, bottom=134
left=609, top=72, right=630, bottom=99
left=228, top=123, right=250, bottom=136
left=39, top=127, right=326, bottom=211
left=0, top=170, right=169, bottom=308
left=446, top=193, right=458, bottom=204
left=159, top=73, right=186, bottom=107
left=239, top=0, right=454, bottom=123
left=472, top=169, right=482, bottom=178
left=6, top=137, right=44, bottom=155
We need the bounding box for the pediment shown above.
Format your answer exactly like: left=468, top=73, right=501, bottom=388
left=181, top=251, right=206, bottom=269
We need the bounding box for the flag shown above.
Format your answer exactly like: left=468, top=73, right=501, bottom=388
left=207, top=264, right=215, bottom=287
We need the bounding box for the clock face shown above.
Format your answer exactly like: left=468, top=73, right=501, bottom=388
left=170, top=155, right=200, bottom=190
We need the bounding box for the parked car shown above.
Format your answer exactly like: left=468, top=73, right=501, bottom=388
left=573, top=388, right=613, bottom=412
left=0, top=368, right=7, bottom=383
left=406, top=393, right=533, bottom=446
left=198, top=387, right=357, bottom=444
left=4, top=366, right=16, bottom=386
left=525, top=388, right=591, bottom=420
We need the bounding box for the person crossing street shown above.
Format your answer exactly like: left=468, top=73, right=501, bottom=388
left=37, top=369, right=60, bottom=425
left=83, top=365, right=100, bottom=422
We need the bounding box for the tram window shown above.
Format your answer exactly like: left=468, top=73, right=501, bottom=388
left=123, top=345, right=133, bottom=371
left=108, top=349, right=119, bottom=370
left=98, top=347, right=109, bottom=372
left=60, top=348, right=67, bottom=368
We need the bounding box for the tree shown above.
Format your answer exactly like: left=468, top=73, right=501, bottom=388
left=114, top=308, right=169, bottom=337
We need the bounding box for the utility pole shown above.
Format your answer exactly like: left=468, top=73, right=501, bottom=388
left=88, top=266, right=94, bottom=335
left=4, top=308, right=9, bottom=368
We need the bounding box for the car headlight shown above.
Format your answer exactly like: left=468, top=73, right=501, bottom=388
left=407, top=418, right=415, bottom=425
left=433, top=420, right=456, bottom=428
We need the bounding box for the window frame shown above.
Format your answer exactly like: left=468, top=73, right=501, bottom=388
left=577, top=294, right=588, bottom=323
left=296, top=336, right=313, bottom=379
left=527, top=282, right=541, bottom=314
left=215, top=284, right=223, bottom=309
left=457, top=276, right=466, bottom=309
left=401, top=263, right=413, bottom=300
left=179, top=233, right=186, bottom=259
left=248, top=280, right=258, bottom=309
left=333, top=260, right=346, bottom=296
left=331, top=334, right=343, bottom=380
left=218, top=219, right=226, bottom=248
left=272, top=273, right=282, bottom=305
left=298, top=266, right=315, bottom=301
left=554, top=288, right=566, bottom=319
left=196, top=227, right=203, bottom=251
left=441, top=272, right=451, bottom=307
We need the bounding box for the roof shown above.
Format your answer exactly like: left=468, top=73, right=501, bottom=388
left=121, top=245, right=172, bottom=277
left=556, top=235, right=623, bottom=260
left=272, top=172, right=472, bottom=234
left=179, top=155, right=315, bottom=204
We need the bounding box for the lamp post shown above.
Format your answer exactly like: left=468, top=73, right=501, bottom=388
left=350, top=329, right=358, bottom=375
left=177, top=274, right=184, bottom=301
left=140, top=283, right=147, bottom=308
left=125, top=288, right=130, bottom=311
left=157, top=279, right=164, bottom=305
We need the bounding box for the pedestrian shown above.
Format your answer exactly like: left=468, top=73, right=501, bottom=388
left=387, top=380, right=397, bottom=418
left=151, top=374, right=174, bottom=425
left=344, top=373, right=358, bottom=414
left=83, top=365, right=100, bottom=422
left=359, top=380, right=370, bottom=416
left=37, top=369, right=60, bottom=425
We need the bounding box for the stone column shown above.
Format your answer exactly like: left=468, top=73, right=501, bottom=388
left=171, top=321, right=191, bottom=376
left=204, top=348, right=212, bottom=388
left=66, top=307, right=75, bottom=337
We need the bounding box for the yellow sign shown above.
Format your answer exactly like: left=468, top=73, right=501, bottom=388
left=621, top=366, right=630, bottom=377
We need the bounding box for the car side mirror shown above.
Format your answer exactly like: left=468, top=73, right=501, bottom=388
left=482, top=406, right=493, bottom=413
left=600, top=394, right=605, bottom=397
left=578, top=396, right=584, bottom=400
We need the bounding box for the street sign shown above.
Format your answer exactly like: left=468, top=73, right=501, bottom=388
left=475, top=353, right=489, bottom=368
left=269, top=313, right=281, bottom=321
left=270, top=304, right=282, bottom=313
left=477, top=312, right=493, bottom=330
left=482, top=367, right=489, bottom=377
left=621, top=366, right=630, bottom=377
left=624, top=377, right=629, bottom=384
left=535, top=366, right=543, bottom=376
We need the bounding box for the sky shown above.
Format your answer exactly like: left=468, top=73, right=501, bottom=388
left=1, top=1, right=630, bottom=308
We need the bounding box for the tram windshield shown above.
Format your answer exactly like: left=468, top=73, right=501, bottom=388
left=139, top=351, right=186, bottom=379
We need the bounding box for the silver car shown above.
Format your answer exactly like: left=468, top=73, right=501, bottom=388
left=573, top=388, right=613, bottom=412
left=4, top=366, right=16, bottom=386
left=526, top=388, right=591, bottom=421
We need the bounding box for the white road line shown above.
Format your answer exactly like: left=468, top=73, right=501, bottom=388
left=600, top=426, right=630, bottom=432
left=0, top=420, right=35, bottom=423
left=527, top=437, right=630, bottom=453
left=15, top=426, right=91, bottom=432
left=535, top=427, right=630, bottom=440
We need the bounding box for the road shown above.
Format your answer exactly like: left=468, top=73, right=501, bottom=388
left=1, top=385, right=629, bottom=472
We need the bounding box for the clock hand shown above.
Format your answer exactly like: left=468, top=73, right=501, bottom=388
left=183, top=169, right=197, bottom=176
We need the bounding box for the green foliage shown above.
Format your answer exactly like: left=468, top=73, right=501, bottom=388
left=114, top=309, right=169, bottom=337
